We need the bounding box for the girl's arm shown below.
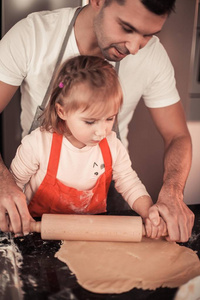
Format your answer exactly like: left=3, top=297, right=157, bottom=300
left=10, top=129, right=43, bottom=188
left=110, top=134, right=166, bottom=238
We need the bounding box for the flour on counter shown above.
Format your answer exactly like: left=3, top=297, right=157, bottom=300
left=0, top=233, right=24, bottom=299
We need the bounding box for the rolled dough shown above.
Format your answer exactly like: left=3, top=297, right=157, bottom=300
left=55, top=237, right=200, bottom=294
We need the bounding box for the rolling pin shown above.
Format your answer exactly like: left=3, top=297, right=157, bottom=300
left=30, top=214, right=146, bottom=242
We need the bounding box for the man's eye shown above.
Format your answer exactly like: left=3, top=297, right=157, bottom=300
left=122, top=26, right=133, bottom=33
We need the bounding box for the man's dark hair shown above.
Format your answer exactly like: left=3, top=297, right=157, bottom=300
left=141, top=0, right=176, bottom=15
left=103, top=0, right=176, bottom=15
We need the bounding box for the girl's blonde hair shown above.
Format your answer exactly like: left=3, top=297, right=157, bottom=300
left=41, top=55, right=123, bottom=134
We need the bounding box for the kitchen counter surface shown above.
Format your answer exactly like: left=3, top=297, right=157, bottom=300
left=0, top=204, right=200, bottom=300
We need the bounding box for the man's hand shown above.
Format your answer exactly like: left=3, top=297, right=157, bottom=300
left=148, top=186, right=194, bottom=242
left=0, top=158, right=34, bottom=236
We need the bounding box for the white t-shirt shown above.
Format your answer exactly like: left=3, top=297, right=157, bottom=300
left=0, top=7, right=180, bottom=148
left=10, top=129, right=149, bottom=209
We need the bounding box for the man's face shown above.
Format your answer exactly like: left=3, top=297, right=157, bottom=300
left=93, top=0, right=168, bottom=61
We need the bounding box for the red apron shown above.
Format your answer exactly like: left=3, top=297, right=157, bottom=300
left=28, top=133, right=112, bottom=217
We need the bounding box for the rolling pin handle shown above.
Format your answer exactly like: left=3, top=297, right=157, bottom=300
left=30, top=221, right=41, bottom=233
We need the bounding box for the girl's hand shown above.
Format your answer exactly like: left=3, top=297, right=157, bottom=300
left=143, top=216, right=167, bottom=239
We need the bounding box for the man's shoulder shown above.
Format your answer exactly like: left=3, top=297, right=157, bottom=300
left=10, top=6, right=78, bottom=44
left=27, top=6, right=76, bottom=19
left=24, top=7, right=78, bottom=28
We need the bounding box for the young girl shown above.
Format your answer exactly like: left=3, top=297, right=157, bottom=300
left=10, top=55, right=165, bottom=238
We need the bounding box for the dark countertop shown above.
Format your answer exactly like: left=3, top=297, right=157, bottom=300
left=0, top=204, right=200, bottom=300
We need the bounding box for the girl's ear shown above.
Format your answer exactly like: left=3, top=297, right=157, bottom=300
left=55, top=103, right=67, bottom=120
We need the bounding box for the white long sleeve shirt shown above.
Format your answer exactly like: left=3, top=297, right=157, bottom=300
left=10, top=128, right=149, bottom=209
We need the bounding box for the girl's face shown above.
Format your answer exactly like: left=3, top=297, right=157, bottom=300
left=64, top=107, right=117, bottom=148
left=56, top=82, right=121, bottom=148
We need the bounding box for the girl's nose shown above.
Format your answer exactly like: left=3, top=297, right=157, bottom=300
left=95, top=123, right=107, bottom=137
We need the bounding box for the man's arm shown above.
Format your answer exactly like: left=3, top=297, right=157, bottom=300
left=148, top=101, right=194, bottom=242
left=0, top=81, right=34, bottom=235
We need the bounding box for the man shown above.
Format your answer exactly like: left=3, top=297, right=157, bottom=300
left=0, top=0, right=194, bottom=241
